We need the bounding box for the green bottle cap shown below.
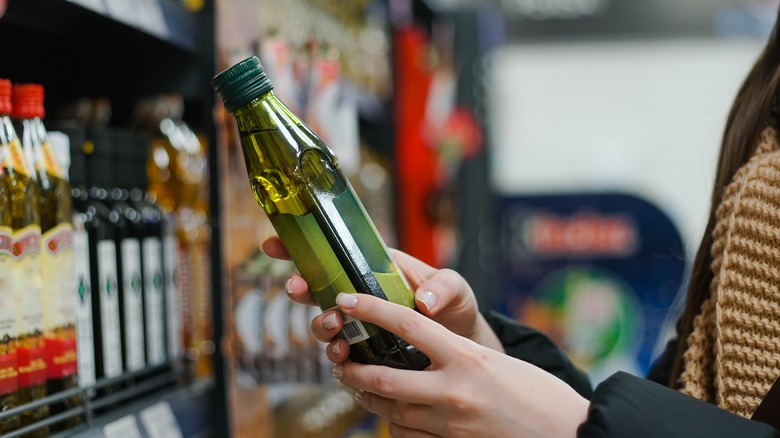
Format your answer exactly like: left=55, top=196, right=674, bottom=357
left=211, top=56, right=274, bottom=113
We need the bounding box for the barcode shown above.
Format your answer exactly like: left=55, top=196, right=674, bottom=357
left=341, top=315, right=369, bottom=344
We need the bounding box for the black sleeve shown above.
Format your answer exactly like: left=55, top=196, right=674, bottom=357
left=484, top=310, right=592, bottom=398
left=578, top=372, right=780, bottom=438
left=645, top=336, right=679, bottom=386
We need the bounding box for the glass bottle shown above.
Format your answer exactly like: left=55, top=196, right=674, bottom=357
left=212, top=57, right=430, bottom=370
left=88, top=127, right=145, bottom=374
left=83, top=127, right=123, bottom=380
left=12, top=84, right=78, bottom=422
left=115, top=129, right=167, bottom=366
left=6, top=85, right=48, bottom=434
left=0, top=78, right=21, bottom=434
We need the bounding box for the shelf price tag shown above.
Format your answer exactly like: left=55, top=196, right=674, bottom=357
left=103, top=415, right=143, bottom=438
left=104, top=0, right=139, bottom=27
left=135, top=0, right=170, bottom=39
left=140, top=401, right=183, bottom=438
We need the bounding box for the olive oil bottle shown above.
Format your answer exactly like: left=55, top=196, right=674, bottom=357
left=84, top=127, right=123, bottom=381
left=0, top=79, right=21, bottom=434
left=212, top=57, right=430, bottom=370
left=13, top=84, right=78, bottom=425
left=4, top=85, right=48, bottom=433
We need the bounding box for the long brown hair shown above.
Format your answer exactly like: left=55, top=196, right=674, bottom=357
left=670, top=7, right=780, bottom=387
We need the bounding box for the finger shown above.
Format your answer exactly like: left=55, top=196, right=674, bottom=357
left=335, top=293, right=463, bottom=363
left=336, top=362, right=439, bottom=405
left=388, top=249, right=437, bottom=290
left=261, top=236, right=290, bottom=260
left=387, top=422, right=441, bottom=438
left=285, top=274, right=316, bottom=306
left=414, top=268, right=473, bottom=317
left=311, top=310, right=343, bottom=342
left=326, top=338, right=350, bottom=364
left=356, top=391, right=439, bottom=435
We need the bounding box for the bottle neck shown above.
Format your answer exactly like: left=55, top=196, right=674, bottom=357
left=233, top=91, right=305, bottom=134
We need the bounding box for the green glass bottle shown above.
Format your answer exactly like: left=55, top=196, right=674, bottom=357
left=212, top=57, right=430, bottom=370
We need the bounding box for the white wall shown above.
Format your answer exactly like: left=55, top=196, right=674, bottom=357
left=487, top=38, right=765, bottom=257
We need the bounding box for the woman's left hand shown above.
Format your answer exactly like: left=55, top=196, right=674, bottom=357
left=331, top=292, right=589, bottom=438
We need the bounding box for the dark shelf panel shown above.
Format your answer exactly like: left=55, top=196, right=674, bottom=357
left=0, top=0, right=209, bottom=121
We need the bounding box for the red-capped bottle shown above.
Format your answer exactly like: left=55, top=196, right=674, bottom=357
left=13, top=84, right=80, bottom=429
left=0, top=79, right=21, bottom=434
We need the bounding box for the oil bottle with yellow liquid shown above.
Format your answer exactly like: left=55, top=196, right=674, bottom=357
left=212, top=57, right=430, bottom=370
left=13, top=84, right=79, bottom=429
left=0, top=78, right=21, bottom=435
left=4, top=83, right=47, bottom=434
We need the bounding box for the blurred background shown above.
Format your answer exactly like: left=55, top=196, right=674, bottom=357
left=215, top=0, right=776, bottom=436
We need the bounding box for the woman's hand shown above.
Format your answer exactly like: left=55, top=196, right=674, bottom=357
left=260, top=237, right=504, bottom=361
left=331, top=292, right=589, bottom=438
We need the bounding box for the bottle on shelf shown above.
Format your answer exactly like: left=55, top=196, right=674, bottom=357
left=5, top=84, right=48, bottom=433
left=0, top=78, right=21, bottom=434
left=89, top=127, right=146, bottom=374
left=212, top=57, right=431, bottom=370
left=12, top=84, right=80, bottom=427
left=83, top=126, right=123, bottom=382
left=114, top=129, right=167, bottom=367
left=49, top=123, right=96, bottom=390
left=133, top=96, right=212, bottom=378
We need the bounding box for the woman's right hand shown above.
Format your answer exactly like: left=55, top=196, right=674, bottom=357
left=261, top=236, right=504, bottom=363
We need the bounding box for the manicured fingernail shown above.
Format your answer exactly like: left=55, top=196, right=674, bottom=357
left=417, top=290, right=437, bottom=311
left=354, top=390, right=365, bottom=405
left=336, top=293, right=358, bottom=309
left=331, top=342, right=341, bottom=356
left=332, top=365, right=344, bottom=380
left=285, top=278, right=293, bottom=295
left=322, top=312, right=339, bottom=330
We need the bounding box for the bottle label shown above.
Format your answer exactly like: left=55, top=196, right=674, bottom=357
left=0, top=226, right=17, bottom=395
left=163, top=233, right=186, bottom=358
left=73, top=223, right=96, bottom=388
left=42, top=222, right=78, bottom=379
left=163, top=233, right=182, bottom=358
left=338, top=312, right=371, bottom=345
left=121, top=238, right=145, bottom=371
left=40, top=140, right=65, bottom=180
left=13, top=225, right=46, bottom=387
left=5, top=138, right=32, bottom=176
left=143, top=237, right=165, bottom=365
left=97, top=240, right=122, bottom=378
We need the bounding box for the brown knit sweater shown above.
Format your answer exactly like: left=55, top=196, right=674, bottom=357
left=680, top=127, right=780, bottom=418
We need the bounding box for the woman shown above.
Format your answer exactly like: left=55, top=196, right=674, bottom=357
left=262, top=5, right=780, bottom=436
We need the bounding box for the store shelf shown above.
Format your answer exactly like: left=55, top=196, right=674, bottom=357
left=0, top=0, right=208, bottom=115
left=0, top=0, right=227, bottom=436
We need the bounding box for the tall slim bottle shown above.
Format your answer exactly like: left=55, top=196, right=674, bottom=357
left=115, top=130, right=166, bottom=367
left=0, top=79, right=21, bottom=434
left=3, top=87, right=48, bottom=432
left=212, top=57, right=430, bottom=370
left=12, top=84, right=79, bottom=422
left=48, top=124, right=96, bottom=390
left=84, top=127, right=123, bottom=381
left=97, top=130, right=147, bottom=374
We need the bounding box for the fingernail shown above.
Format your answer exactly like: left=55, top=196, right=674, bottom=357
left=332, top=365, right=344, bottom=380
left=336, top=292, right=358, bottom=309
left=354, top=389, right=365, bottom=405
left=323, top=312, right=339, bottom=330
left=417, top=290, right=437, bottom=311
left=285, top=278, right=293, bottom=295
left=331, top=342, right=341, bottom=356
